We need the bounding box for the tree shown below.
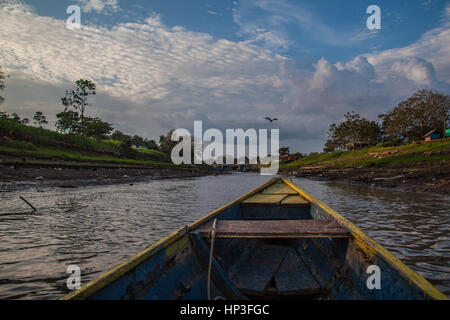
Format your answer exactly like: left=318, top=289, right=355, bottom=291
left=108, top=130, right=137, bottom=157
left=324, top=112, right=382, bottom=152
left=2, top=112, right=30, bottom=125
left=82, top=117, right=113, bottom=140
left=279, top=147, right=290, bottom=156
left=131, top=134, right=145, bottom=147
left=0, top=66, right=7, bottom=106
left=381, top=89, right=450, bottom=143
left=159, top=130, right=178, bottom=155
left=55, top=109, right=80, bottom=134
left=108, top=131, right=160, bottom=151
left=3, top=112, right=29, bottom=125
left=144, top=139, right=159, bottom=151
left=61, top=79, right=96, bottom=134
left=323, top=139, right=337, bottom=153
left=110, top=130, right=132, bottom=143
left=118, top=138, right=137, bottom=158
left=11, top=113, right=21, bottom=123
left=0, top=111, right=9, bottom=120
left=33, top=111, right=48, bottom=128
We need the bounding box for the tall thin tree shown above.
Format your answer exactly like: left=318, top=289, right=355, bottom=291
left=61, top=79, right=96, bottom=135
left=0, top=66, right=7, bottom=106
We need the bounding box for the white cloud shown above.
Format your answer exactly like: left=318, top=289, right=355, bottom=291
left=78, top=0, right=120, bottom=14
left=0, top=6, right=283, bottom=101
left=366, top=3, right=450, bottom=85
left=0, top=2, right=449, bottom=153
left=0, top=3, right=287, bottom=142
left=391, top=58, right=437, bottom=86
left=350, top=29, right=379, bottom=42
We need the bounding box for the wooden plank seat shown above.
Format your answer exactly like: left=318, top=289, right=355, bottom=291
left=241, top=193, right=310, bottom=207
left=261, top=182, right=298, bottom=195
left=197, top=219, right=350, bottom=239
left=280, top=195, right=309, bottom=206
left=240, top=193, right=287, bottom=206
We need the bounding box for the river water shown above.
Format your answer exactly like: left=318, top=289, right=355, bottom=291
left=0, top=173, right=448, bottom=299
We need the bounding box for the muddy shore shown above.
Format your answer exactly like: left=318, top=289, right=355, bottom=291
left=2, top=160, right=449, bottom=195
left=281, top=161, right=450, bottom=195
left=0, top=163, right=219, bottom=191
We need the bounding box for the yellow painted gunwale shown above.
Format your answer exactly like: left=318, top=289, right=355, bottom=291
left=282, top=178, right=448, bottom=300
left=61, top=178, right=279, bottom=300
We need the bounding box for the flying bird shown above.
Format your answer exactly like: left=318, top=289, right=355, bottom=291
left=265, top=117, right=278, bottom=122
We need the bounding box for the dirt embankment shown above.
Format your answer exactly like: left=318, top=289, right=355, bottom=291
left=281, top=161, right=450, bottom=195
left=0, top=162, right=218, bottom=190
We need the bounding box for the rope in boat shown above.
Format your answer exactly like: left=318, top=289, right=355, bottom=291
left=207, top=218, right=217, bottom=300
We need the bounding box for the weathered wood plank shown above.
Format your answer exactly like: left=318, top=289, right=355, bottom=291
left=190, top=232, right=248, bottom=300
left=197, top=219, right=351, bottom=238
left=261, top=182, right=298, bottom=195
left=275, top=248, right=322, bottom=295
left=280, top=195, right=309, bottom=206
left=231, top=245, right=288, bottom=295
left=241, top=193, right=288, bottom=206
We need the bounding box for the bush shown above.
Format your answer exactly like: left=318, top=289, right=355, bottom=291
left=377, top=139, right=403, bottom=147
left=118, top=139, right=137, bottom=158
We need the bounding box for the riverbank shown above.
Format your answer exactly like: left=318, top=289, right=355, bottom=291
left=280, top=139, right=450, bottom=195
left=0, top=162, right=219, bottom=191
left=0, top=118, right=219, bottom=189
left=281, top=161, right=450, bottom=194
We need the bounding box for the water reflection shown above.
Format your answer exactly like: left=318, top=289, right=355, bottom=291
left=0, top=173, right=448, bottom=299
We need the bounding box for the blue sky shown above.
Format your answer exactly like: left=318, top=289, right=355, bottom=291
left=28, top=0, right=447, bottom=61
left=1, top=0, right=449, bottom=152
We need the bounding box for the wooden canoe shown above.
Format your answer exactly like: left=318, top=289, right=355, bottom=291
left=62, top=178, right=447, bottom=300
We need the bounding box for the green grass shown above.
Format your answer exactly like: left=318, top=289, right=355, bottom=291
left=4, top=139, right=38, bottom=150
left=281, top=139, right=450, bottom=170
left=0, top=119, right=116, bottom=153
left=0, top=145, right=174, bottom=167
left=0, top=119, right=186, bottom=167
left=136, top=148, right=172, bottom=163
left=0, top=119, right=215, bottom=170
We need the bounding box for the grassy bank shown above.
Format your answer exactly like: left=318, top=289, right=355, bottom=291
left=281, top=139, right=450, bottom=170
left=280, top=139, right=450, bottom=194
left=0, top=119, right=180, bottom=168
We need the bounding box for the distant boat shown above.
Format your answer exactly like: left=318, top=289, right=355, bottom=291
left=62, top=178, right=447, bottom=300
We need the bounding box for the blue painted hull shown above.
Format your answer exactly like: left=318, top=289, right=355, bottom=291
left=62, top=178, right=447, bottom=300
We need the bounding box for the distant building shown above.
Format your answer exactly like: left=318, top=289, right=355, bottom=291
left=423, top=129, right=441, bottom=141
left=280, top=154, right=297, bottom=162
left=132, top=145, right=150, bottom=150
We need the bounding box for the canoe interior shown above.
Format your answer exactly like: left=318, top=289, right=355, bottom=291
left=83, top=180, right=439, bottom=300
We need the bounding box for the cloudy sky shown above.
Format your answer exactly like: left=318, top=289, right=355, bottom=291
left=0, top=0, right=449, bottom=153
